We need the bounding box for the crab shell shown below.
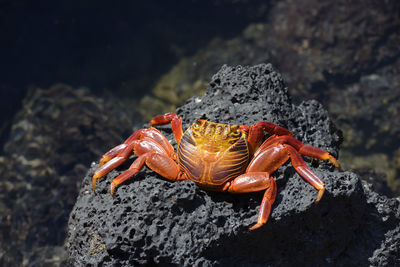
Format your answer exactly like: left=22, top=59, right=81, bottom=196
left=178, top=119, right=250, bottom=189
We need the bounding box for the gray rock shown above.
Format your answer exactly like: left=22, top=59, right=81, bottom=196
left=67, top=64, right=399, bottom=266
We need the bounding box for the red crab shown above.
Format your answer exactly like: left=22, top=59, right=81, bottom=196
left=92, top=113, right=340, bottom=230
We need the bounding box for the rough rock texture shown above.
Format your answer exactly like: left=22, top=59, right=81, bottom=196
left=138, top=0, right=400, bottom=195
left=0, top=84, right=135, bottom=266
left=67, top=64, right=400, bottom=266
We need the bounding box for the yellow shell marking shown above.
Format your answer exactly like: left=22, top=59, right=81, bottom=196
left=177, top=119, right=250, bottom=186
left=190, top=119, right=242, bottom=153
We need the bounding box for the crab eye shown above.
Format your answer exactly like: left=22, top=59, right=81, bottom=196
left=193, top=120, right=202, bottom=129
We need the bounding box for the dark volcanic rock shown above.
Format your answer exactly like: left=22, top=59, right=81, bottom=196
left=67, top=64, right=400, bottom=266
left=0, top=84, right=134, bottom=265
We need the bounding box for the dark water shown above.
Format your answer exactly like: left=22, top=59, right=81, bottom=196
left=0, top=0, right=399, bottom=265
left=0, top=1, right=266, bottom=139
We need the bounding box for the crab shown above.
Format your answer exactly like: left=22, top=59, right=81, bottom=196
left=92, top=112, right=340, bottom=230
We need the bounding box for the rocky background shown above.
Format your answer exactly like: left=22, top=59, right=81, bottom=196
left=1, top=0, right=399, bottom=266
left=0, top=84, right=136, bottom=265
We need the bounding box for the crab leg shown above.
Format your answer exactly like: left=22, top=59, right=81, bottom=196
left=92, top=142, right=135, bottom=192
left=284, top=145, right=325, bottom=202
left=110, top=151, right=184, bottom=196
left=248, top=142, right=326, bottom=200
left=226, top=141, right=330, bottom=230
left=150, top=113, right=183, bottom=145
left=95, top=129, right=146, bottom=171
left=246, top=124, right=266, bottom=153
left=92, top=128, right=176, bottom=193
left=256, top=135, right=340, bottom=168
left=255, top=121, right=293, bottom=136
left=246, top=122, right=292, bottom=153
left=246, top=121, right=339, bottom=169
left=223, top=145, right=288, bottom=230
left=225, top=172, right=277, bottom=231
left=98, top=144, right=128, bottom=166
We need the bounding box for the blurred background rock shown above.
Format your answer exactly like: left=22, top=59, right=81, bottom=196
left=0, top=84, right=134, bottom=264
left=0, top=0, right=399, bottom=265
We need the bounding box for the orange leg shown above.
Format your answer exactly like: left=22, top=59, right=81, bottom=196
left=248, top=143, right=326, bottom=202
left=92, top=142, right=136, bottom=192
left=224, top=145, right=288, bottom=230
left=226, top=142, right=330, bottom=230
left=284, top=145, right=325, bottom=202
left=225, top=172, right=277, bottom=231
left=99, top=128, right=175, bottom=167
left=150, top=113, right=183, bottom=145
left=255, top=121, right=293, bottom=136
left=110, top=151, right=185, bottom=196
left=98, top=144, right=128, bottom=166
left=246, top=125, right=266, bottom=154
left=255, top=135, right=340, bottom=169
left=246, top=122, right=292, bottom=154
left=92, top=128, right=176, bottom=193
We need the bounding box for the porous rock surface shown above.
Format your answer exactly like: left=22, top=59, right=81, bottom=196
left=67, top=64, right=399, bottom=266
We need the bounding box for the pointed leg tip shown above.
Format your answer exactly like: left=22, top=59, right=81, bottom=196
left=110, top=182, right=116, bottom=197
left=328, top=156, right=340, bottom=169
left=92, top=183, right=97, bottom=194
left=92, top=184, right=97, bottom=194
left=92, top=173, right=102, bottom=193
left=315, top=187, right=325, bottom=203
left=248, top=223, right=264, bottom=231
left=99, top=156, right=110, bottom=167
